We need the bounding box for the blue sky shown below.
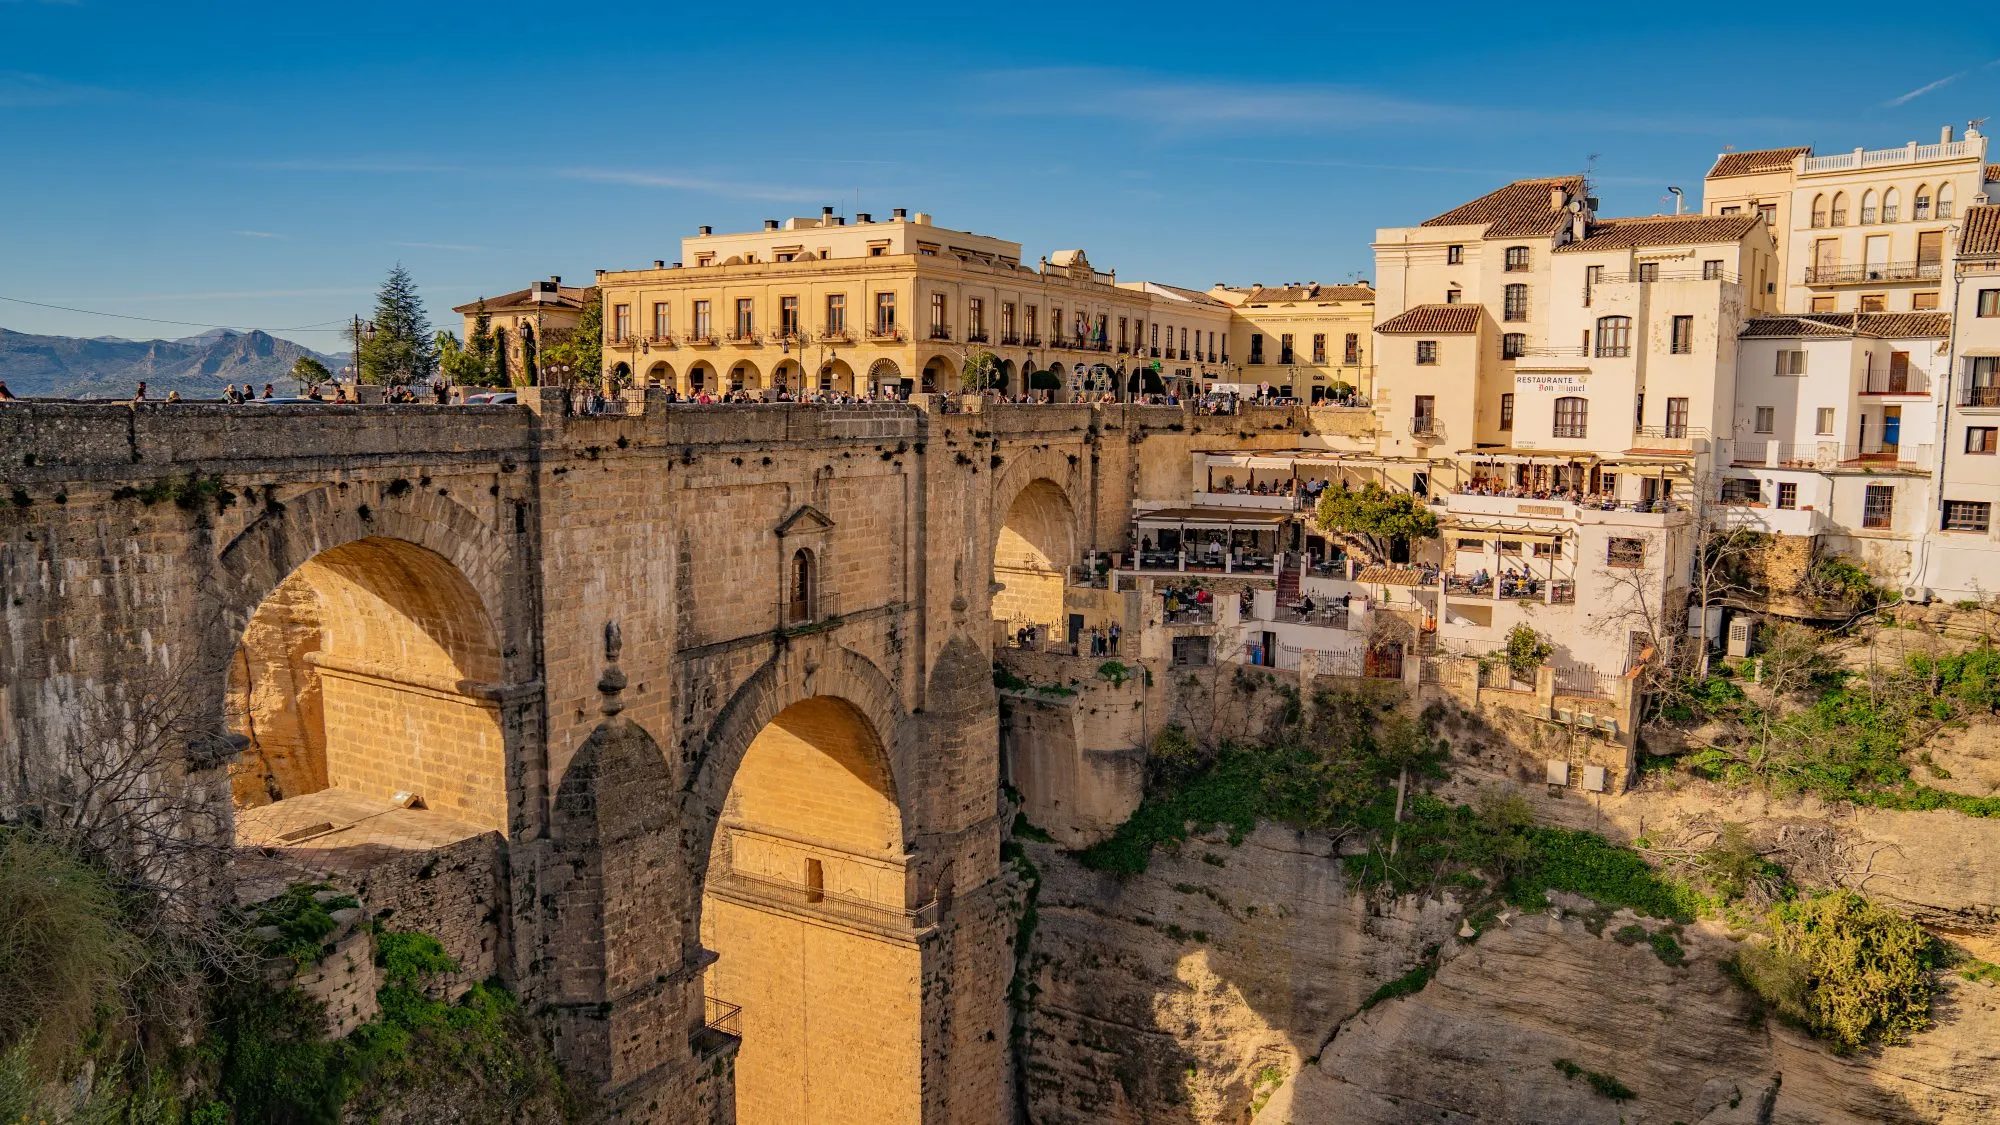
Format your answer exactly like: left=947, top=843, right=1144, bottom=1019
left=4, top=1, right=1997, bottom=348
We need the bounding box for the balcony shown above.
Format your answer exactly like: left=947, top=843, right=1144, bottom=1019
left=868, top=325, right=903, bottom=342
left=1861, top=370, right=1927, bottom=396
left=645, top=334, right=676, bottom=348
left=691, top=996, right=742, bottom=1062
left=928, top=325, right=952, bottom=341
left=1272, top=603, right=1351, bottom=629
left=1961, top=386, right=2000, bottom=409
left=726, top=330, right=760, bottom=344
left=1802, top=138, right=1979, bottom=173
left=1718, top=503, right=1829, bottom=537
left=1735, top=440, right=1935, bottom=471
left=778, top=592, right=842, bottom=633
left=687, top=333, right=719, bottom=347
left=967, top=331, right=989, bottom=343
left=1021, top=335, right=1041, bottom=347
left=820, top=325, right=852, bottom=343
left=1409, top=415, right=1445, bottom=442
left=999, top=334, right=1021, bottom=346
left=1803, top=261, right=1942, bottom=286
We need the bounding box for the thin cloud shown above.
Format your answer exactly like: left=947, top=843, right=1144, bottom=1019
left=1886, top=73, right=1960, bottom=106
left=558, top=167, right=829, bottom=203
left=72, top=286, right=377, bottom=303
left=0, top=70, right=112, bottom=108
left=391, top=241, right=482, bottom=252
left=233, top=230, right=282, bottom=239
left=246, top=157, right=467, bottom=174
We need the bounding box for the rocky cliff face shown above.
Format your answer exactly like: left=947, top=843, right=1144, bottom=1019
left=1018, top=810, right=2000, bottom=1124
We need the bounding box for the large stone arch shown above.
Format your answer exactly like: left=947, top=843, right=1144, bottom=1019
left=989, top=457, right=1086, bottom=633
left=683, top=640, right=907, bottom=871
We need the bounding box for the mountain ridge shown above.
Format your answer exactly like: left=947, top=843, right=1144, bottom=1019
left=0, top=325, right=349, bottom=399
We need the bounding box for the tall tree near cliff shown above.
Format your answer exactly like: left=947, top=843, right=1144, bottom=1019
left=355, top=265, right=436, bottom=385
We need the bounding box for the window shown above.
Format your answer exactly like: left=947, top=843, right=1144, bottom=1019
left=652, top=302, right=670, bottom=338
left=1280, top=333, right=1294, bottom=364
left=1455, top=538, right=1484, bottom=552
left=1498, top=392, right=1514, bottom=431
left=1702, top=259, right=1723, bottom=280
left=1344, top=333, right=1359, bottom=364
left=1775, top=349, right=1806, bottom=375
left=1171, top=635, right=1212, bottom=667
left=1863, top=484, right=1894, bottom=529
left=1753, top=406, right=1775, bottom=433
left=1979, top=290, right=2000, bottom=318
left=1116, top=316, right=1127, bottom=350
left=1816, top=407, right=1836, bottom=435
left=823, top=293, right=845, bottom=333
left=1670, top=315, right=1694, bottom=354
left=874, top=292, right=896, bottom=333
left=1882, top=188, right=1900, bottom=222
left=1594, top=316, right=1632, bottom=357
left=1606, top=538, right=1644, bottom=567
left=1938, top=183, right=1954, bottom=220
left=1946, top=500, right=1991, bottom=533
left=968, top=297, right=984, bottom=340
left=1179, top=326, right=1189, bottom=357
left=1504, top=246, right=1531, bottom=271
left=612, top=303, right=631, bottom=342
left=1860, top=294, right=1887, bottom=313
left=1777, top=482, right=1797, bottom=510
left=1249, top=333, right=1265, bottom=364
left=929, top=292, right=947, bottom=337
left=1915, top=186, right=1931, bottom=220
left=786, top=548, right=815, bottom=624
left=1912, top=292, right=1940, bottom=311
left=1502, top=333, right=1525, bottom=359
left=1860, top=189, right=1877, bottom=224
left=1148, top=321, right=1157, bottom=350
left=1447, top=244, right=1463, bottom=264
left=1758, top=204, right=1777, bottom=226
left=1637, top=262, right=1659, bottom=282
left=1445, top=288, right=1462, bottom=304
left=1503, top=284, right=1528, bottom=321
left=1968, top=427, right=1999, bottom=454
left=1413, top=395, right=1436, bottom=431
left=734, top=298, right=753, bottom=338
left=1634, top=392, right=1644, bottom=429
left=1415, top=340, right=1437, bottom=365
left=804, top=857, right=824, bottom=902
left=1312, top=333, right=1327, bottom=364
left=1553, top=396, right=1588, bottom=438
left=1026, top=305, right=1038, bottom=341
left=1051, top=306, right=1062, bottom=341
left=1719, top=205, right=1740, bottom=215
left=1532, top=541, right=1562, bottom=558
left=779, top=295, right=799, bottom=336
left=1811, top=193, right=1828, bottom=228
left=693, top=299, right=712, bottom=339
left=1720, top=478, right=1762, bottom=503
left=1665, top=397, right=1689, bottom=438
left=1810, top=296, right=1836, bottom=312
left=1830, top=192, right=1848, bottom=226
left=1584, top=264, right=1602, bottom=307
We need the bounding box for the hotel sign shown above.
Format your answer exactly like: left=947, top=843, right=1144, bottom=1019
left=1516, top=372, right=1588, bottom=394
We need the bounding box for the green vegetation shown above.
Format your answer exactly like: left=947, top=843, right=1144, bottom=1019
left=290, top=353, right=332, bottom=389
left=248, top=882, right=361, bottom=969
left=1552, top=1058, right=1634, bottom=1101
left=1360, top=958, right=1436, bottom=1010
left=0, top=828, right=143, bottom=1079
left=1664, top=641, right=2000, bottom=819
left=1097, top=660, right=1133, bottom=687
left=537, top=290, right=603, bottom=387
left=355, top=264, right=437, bottom=385
left=1313, top=482, right=1439, bottom=563
left=1499, top=624, right=1553, bottom=683
left=1729, top=889, right=1941, bottom=1053
left=110, top=472, right=235, bottom=512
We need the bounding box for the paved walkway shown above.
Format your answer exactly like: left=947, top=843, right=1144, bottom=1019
left=233, top=787, right=493, bottom=904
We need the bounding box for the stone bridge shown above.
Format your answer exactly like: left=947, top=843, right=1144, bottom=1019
left=0, top=388, right=1220, bottom=1123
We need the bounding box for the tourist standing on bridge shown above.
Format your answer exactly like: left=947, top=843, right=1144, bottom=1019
left=131, top=381, right=148, bottom=403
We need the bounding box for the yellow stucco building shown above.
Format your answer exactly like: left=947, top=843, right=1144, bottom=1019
left=1207, top=281, right=1376, bottom=402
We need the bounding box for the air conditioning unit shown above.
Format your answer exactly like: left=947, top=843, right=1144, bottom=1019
left=1727, top=615, right=1755, bottom=659
left=1902, top=584, right=1930, bottom=603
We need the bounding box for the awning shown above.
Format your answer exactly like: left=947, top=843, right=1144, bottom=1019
left=1135, top=507, right=1293, bottom=531
left=1455, top=447, right=1595, bottom=465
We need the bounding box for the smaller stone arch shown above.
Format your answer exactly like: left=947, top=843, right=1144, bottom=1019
left=686, top=360, right=716, bottom=395
left=645, top=360, right=673, bottom=387
left=921, top=353, right=957, bottom=394
left=770, top=359, right=800, bottom=393
left=727, top=358, right=761, bottom=394
left=867, top=358, right=903, bottom=396
left=819, top=357, right=856, bottom=395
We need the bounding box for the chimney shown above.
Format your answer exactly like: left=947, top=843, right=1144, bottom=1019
left=1550, top=184, right=1568, bottom=210
left=893, top=207, right=908, bottom=220
left=913, top=211, right=932, bottom=226
left=763, top=219, right=779, bottom=230
left=821, top=206, right=835, bottom=223
left=698, top=225, right=712, bottom=236
left=549, top=275, right=562, bottom=286
left=833, top=216, right=845, bottom=225
left=653, top=260, right=664, bottom=269
left=857, top=212, right=872, bottom=223
left=1942, top=124, right=1955, bottom=144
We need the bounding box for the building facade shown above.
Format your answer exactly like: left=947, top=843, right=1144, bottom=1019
left=452, top=278, right=591, bottom=386
left=1207, top=282, right=1376, bottom=402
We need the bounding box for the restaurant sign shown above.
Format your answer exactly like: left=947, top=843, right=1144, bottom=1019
left=1516, top=371, right=1588, bottom=394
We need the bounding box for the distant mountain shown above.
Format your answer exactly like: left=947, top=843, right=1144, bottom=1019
left=0, top=327, right=350, bottom=399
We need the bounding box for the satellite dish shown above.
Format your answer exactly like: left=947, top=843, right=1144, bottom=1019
left=1568, top=200, right=1584, bottom=213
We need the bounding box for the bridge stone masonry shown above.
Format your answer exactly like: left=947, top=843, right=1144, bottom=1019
left=0, top=389, right=1337, bottom=1123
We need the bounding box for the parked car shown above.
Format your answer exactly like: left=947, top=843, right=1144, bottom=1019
left=462, top=392, right=519, bottom=406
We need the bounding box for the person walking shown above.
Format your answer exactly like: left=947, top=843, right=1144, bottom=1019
left=1108, top=622, right=1121, bottom=655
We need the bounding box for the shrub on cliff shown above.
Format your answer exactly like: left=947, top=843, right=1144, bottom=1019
left=1730, top=889, right=1941, bottom=1053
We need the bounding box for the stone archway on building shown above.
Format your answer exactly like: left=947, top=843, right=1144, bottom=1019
left=819, top=358, right=856, bottom=395
left=771, top=359, right=800, bottom=395
left=727, top=359, right=762, bottom=395
left=992, top=477, right=1078, bottom=641
left=920, top=353, right=956, bottom=395
left=687, top=361, right=717, bottom=396
left=689, top=645, right=921, bottom=1125
left=645, top=360, right=675, bottom=388
left=867, top=358, right=903, bottom=397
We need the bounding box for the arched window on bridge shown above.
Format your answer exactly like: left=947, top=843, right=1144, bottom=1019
left=787, top=548, right=815, bottom=625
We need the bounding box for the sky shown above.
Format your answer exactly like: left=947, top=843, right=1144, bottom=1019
left=3, top=1, right=1998, bottom=349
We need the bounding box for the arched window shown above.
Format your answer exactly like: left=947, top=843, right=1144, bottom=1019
left=1915, top=185, right=1932, bottom=220
left=1938, top=182, right=1955, bottom=220
left=1503, top=283, right=1529, bottom=321
left=1811, top=193, right=1828, bottom=228
left=787, top=548, right=816, bottom=624
left=1502, top=332, right=1526, bottom=360
left=1553, top=396, right=1588, bottom=438
left=1860, top=189, right=1877, bottom=224
left=1883, top=187, right=1901, bottom=223
left=1594, top=315, right=1632, bottom=358
left=1830, top=192, right=1848, bottom=226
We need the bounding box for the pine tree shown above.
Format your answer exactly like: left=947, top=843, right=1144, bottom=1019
left=468, top=300, right=498, bottom=385
left=355, top=265, right=437, bottom=385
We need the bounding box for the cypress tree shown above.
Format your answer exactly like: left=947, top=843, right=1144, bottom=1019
left=356, top=265, right=437, bottom=385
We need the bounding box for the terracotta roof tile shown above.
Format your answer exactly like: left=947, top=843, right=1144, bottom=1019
left=1555, top=214, right=1763, bottom=253
left=1419, top=176, right=1582, bottom=238
left=1705, top=147, right=1810, bottom=179
left=1739, top=312, right=1949, bottom=339
left=452, top=285, right=593, bottom=314
left=1960, top=205, right=2000, bottom=258
left=1986, top=163, right=2000, bottom=184
left=1376, top=305, right=1480, bottom=335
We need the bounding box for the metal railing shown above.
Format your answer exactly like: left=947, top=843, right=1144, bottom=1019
left=777, top=591, right=841, bottom=631
left=692, top=996, right=742, bottom=1060
left=1960, top=386, right=2000, bottom=408
left=1803, top=261, right=1943, bottom=285
left=1409, top=416, right=1444, bottom=441
left=1163, top=602, right=1215, bottom=626
left=868, top=325, right=902, bottom=341
left=929, top=325, right=952, bottom=341
left=1590, top=268, right=1739, bottom=284
left=1273, top=604, right=1349, bottom=629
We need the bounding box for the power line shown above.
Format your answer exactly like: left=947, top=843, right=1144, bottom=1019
left=0, top=294, right=354, bottom=335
